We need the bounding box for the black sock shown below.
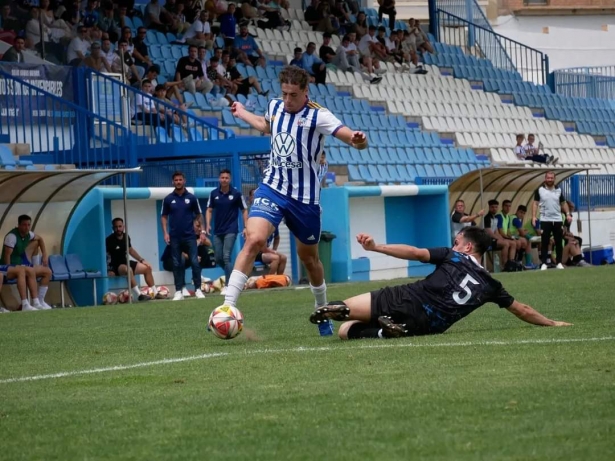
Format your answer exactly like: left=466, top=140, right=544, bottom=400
left=572, top=254, right=583, bottom=264
left=347, top=323, right=381, bottom=339
left=517, top=249, right=525, bottom=262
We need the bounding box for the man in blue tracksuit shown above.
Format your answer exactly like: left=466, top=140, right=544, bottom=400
left=206, top=169, right=247, bottom=295
left=161, top=171, right=207, bottom=301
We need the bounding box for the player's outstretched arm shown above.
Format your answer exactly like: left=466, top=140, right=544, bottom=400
left=356, top=233, right=430, bottom=262
left=506, top=300, right=572, bottom=327
left=334, top=127, right=368, bottom=150
left=230, top=102, right=271, bottom=134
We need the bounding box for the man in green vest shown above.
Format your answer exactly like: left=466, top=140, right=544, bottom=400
left=496, top=200, right=527, bottom=271
left=2, top=215, right=52, bottom=309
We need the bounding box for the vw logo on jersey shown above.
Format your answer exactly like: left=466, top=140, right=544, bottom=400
left=272, top=132, right=296, bottom=158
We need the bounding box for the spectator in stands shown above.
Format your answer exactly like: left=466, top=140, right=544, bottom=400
left=218, top=3, right=237, bottom=48
left=2, top=215, right=52, bottom=309
left=66, top=25, right=91, bottom=66
left=319, top=32, right=336, bottom=69
left=532, top=170, right=571, bottom=270
left=98, top=2, right=120, bottom=43
left=333, top=34, right=381, bottom=84
left=205, top=0, right=227, bottom=20
left=450, top=199, right=483, bottom=244
left=144, top=0, right=169, bottom=32
left=378, top=0, right=396, bottom=31
left=207, top=55, right=234, bottom=94
left=304, top=0, right=321, bottom=30
left=411, top=19, right=434, bottom=54
left=161, top=171, right=207, bottom=301
left=153, top=84, right=190, bottom=126
left=234, top=23, right=265, bottom=67
left=206, top=169, right=248, bottom=295
left=184, top=0, right=204, bottom=23
left=1, top=37, right=26, bottom=63
left=40, top=0, right=74, bottom=44
left=301, top=42, right=326, bottom=84
left=331, top=0, right=352, bottom=33
left=81, top=0, right=100, bottom=27
left=82, top=41, right=112, bottom=71
left=484, top=199, right=515, bottom=271
left=256, top=0, right=288, bottom=30
left=106, top=217, right=160, bottom=301
left=353, top=11, right=368, bottom=39
left=0, top=4, right=21, bottom=33
left=162, top=0, right=188, bottom=34
left=132, top=27, right=153, bottom=72
left=358, top=26, right=387, bottom=75
left=226, top=57, right=269, bottom=97
left=376, top=26, right=401, bottom=63
left=400, top=29, right=421, bottom=70
left=185, top=10, right=214, bottom=49
left=523, top=133, right=557, bottom=165
left=318, top=151, right=329, bottom=187
left=290, top=47, right=303, bottom=66
left=25, top=7, right=50, bottom=52
left=132, top=79, right=171, bottom=131
left=175, top=44, right=214, bottom=95
left=115, top=5, right=129, bottom=30
left=0, top=265, right=45, bottom=312
left=114, top=39, right=141, bottom=85
left=497, top=199, right=527, bottom=271
left=101, top=37, right=120, bottom=69
left=119, top=27, right=135, bottom=53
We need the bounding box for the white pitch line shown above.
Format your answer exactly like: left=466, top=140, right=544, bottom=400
left=1, top=336, right=613, bottom=385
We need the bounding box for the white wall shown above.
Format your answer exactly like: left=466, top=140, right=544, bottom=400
left=492, top=15, right=615, bottom=71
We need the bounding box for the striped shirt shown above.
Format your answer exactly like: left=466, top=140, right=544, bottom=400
left=263, top=98, right=344, bottom=205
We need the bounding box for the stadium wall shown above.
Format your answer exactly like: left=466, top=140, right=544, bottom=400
left=321, top=185, right=451, bottom=282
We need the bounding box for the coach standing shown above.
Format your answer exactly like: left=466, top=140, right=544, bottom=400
left=161, top=171, right=207, bottom=301
left=205, top=169, right=247, bottom=296
left=532, top=170, right=572, bottom=271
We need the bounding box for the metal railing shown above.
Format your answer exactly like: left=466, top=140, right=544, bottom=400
left=434, top=9, right=549, bottom=85
left=0, top=69, right=132, bottom=170
left=82, top=69, right=233, bottom=145
left=552, top=66, right=615, bottom=100
left=560, top=174, right=615, bottom=209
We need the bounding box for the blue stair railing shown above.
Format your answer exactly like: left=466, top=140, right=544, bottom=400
left=82, top=69, right=234, bottom=145
left=0, top=69, right=133, bottom=171
left=434, top=9, right=549, bottom=86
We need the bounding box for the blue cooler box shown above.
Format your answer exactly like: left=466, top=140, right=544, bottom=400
left=582, top=245, right=614, bottom=265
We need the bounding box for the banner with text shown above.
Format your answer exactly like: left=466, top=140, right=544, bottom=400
left=0, top=63, right=74, bottom=122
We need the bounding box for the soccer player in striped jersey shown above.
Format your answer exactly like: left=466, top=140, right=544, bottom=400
left=224, top=65, right=368, bottom=335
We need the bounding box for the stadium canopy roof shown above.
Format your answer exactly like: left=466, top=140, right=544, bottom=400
left=448, top=167, right=590, bottom=215
left=0, top=168, right=140, bottom=256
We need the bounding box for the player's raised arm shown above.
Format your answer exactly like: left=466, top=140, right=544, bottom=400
left=506, top=300, right=572, bottom=327
left=231, top=102, right=271, bottom=134
left=356, top=233, right=430, bottom=262
left=334, top=127, right=368, bottom=150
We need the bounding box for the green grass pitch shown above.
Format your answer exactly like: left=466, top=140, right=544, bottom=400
left=1, top=267, right=614, bottom=460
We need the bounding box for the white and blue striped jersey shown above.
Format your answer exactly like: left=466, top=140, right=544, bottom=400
left=263, top=98, right=344, bottom=205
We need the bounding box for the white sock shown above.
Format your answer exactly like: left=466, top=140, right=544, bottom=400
left=132, top=286, right=141, bottom=298
left=151, top=285, right=158, bottom=295
left=310, top=282, right=327, bottom=308
left=224, top=270, right=248, bottom=307
left=22, top=299, right=31, bottom=307
left=378, top=329, right=384, bottom=339
left=38, top=285, right=48, bottom=302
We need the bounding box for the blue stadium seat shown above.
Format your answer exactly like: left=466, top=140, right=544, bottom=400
left=358, top=165, right=374, bottom=182
left=167, top=32, right=178, bottom=43
left=155, top=31, right=168, bottom=44
left=132, top=16, right=144, bottom=29
left=156, top=127, right=171, bottom=143
left=189, top=127, right=205, bottom=142
left=160, top=45, right=172, bottom=60
left=146, top=30, right=158, bottom=44
left=171, top=46, right=184, bottom=60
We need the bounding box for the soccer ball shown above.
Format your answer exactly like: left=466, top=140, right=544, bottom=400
left=140, top=286, right=156, bottom=299
left=157, top=285, right=169, bottom=298
left=118, top=290, right=131, bottom=304
left=102, top=291, right=118, bottom=305
left=208, top=305, right=244, bottom=340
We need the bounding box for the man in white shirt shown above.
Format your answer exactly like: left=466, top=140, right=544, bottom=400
left=357, top=27, right=386, bottom=76
left=184, top=10, right=214, bottom=49
left=100, top=38, right=120, bottom=69
left=334, top=34, right=381, bottom=84
left=66, top=25, right=92, bottom=66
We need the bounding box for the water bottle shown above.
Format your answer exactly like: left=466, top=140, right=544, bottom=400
left=493, top=254, right=501, bottom=273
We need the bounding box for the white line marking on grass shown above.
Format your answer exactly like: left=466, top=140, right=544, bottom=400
left=1, top=336, right=613, bottom=385
left=0, top=352, right=228, bottom=384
